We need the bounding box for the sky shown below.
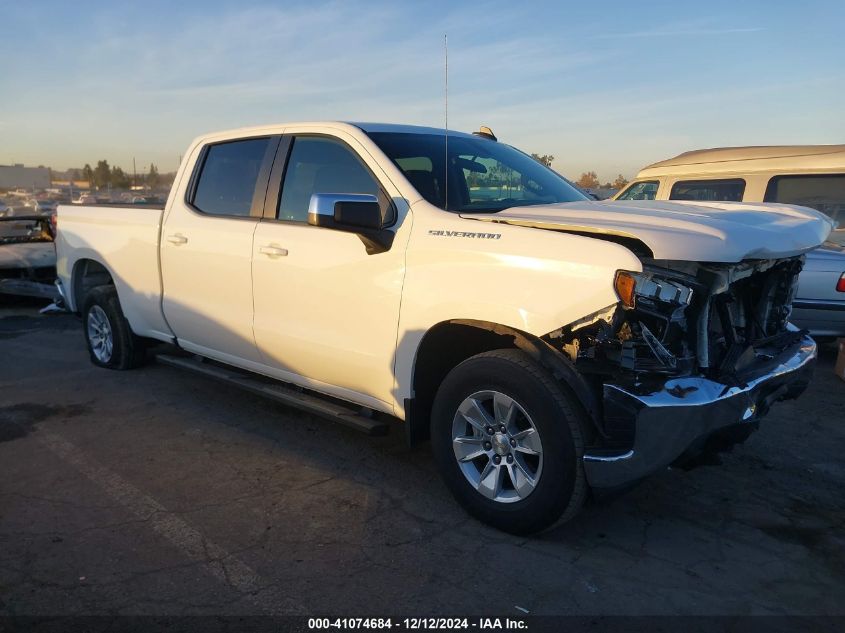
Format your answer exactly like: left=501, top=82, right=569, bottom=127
left=1, top=0, right=844, bottom=182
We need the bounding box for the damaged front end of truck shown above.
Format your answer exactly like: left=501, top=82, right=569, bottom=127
left=544, top=255, right=817, bottom=490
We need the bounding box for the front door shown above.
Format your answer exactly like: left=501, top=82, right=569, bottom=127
left=251, top=134, right=407, bottom=410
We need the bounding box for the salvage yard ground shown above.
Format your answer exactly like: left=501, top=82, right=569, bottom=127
left=1, top=301, right=844, bottom=616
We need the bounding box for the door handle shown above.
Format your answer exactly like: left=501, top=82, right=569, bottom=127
left=259, top=245, right=288, bottom=257
left=166, top=234, right=188, bottom=245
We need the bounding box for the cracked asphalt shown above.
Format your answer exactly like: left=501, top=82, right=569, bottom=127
left=1, top=301, right=844, bottom=616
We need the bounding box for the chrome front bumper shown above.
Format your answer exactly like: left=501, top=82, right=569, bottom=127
left=583, top=334, right=817, bottom=489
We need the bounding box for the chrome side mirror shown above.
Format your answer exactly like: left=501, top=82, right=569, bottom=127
left=307, top=193, right=394, bottom=254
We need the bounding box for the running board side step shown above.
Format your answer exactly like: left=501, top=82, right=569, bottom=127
left=155, top=354, right=390, bottom=436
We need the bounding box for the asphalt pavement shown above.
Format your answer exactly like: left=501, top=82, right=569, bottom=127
left=1, top=300, right=844, bottom=616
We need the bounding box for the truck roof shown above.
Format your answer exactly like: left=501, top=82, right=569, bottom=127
left=638, top=144, right=845, bottom=178
left=183, top=122, right=485, bottom=161
left=190, top=121, right=477, bottom=146
left=349, top=122, right=476, bottom=138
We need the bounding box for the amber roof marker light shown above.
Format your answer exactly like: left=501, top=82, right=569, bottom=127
left=473, top=126, right=497, bottom=141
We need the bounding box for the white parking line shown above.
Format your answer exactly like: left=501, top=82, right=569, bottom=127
left=38, top=430, right=304, bottom=615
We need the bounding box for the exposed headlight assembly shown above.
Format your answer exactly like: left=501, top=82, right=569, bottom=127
left=614, top=270, right=694, bottom=309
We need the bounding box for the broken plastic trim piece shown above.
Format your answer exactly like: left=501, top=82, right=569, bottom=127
left=639, top=322, right=678, bottom=370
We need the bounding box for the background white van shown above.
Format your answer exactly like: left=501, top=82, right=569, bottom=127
left=616, top=145, right=844, bottom=241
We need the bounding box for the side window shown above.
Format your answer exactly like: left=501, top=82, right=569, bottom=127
left=765, top=175, right=845, bottom=225
left=191, top=137, right=272, bottom=216
left=670, top=179, right=745, bottom=202
left=616, top=181, right=658, bottom=201
left=278, top=137, right=389, bottom=223
left=395, top=156, right=442, bottom=207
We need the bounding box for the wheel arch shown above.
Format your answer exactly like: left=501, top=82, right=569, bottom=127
left=405, top=319, right=601, bottom=447
left=71, top=258, right=116, bottom=313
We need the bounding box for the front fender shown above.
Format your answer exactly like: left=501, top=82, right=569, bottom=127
left=393, top=207, right=642, bottom=413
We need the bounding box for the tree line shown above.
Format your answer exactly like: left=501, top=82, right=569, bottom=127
left=65, top=160, right=172, bottom=190
left=575, top=171, right=628, bottom=190
left=530, top=154, right=628, bottom=190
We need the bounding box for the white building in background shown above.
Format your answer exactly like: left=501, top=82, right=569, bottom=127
left=0, top=164, right=51, bottom=190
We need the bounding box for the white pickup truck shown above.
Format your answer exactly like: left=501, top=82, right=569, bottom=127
left=56, top=122, right=833, bottom=534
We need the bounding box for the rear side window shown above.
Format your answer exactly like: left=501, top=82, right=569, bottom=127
left=191, top=137, right=272, bottom=216
left=616, top=181, right=658, bottom=200
left=670, top=179, right=745, bottom=202
left=765, top=174, right=845, bottom=225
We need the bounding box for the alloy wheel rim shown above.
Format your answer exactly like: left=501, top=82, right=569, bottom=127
left=87, top=305, right=114, bottom=363
left=451, top=390, right=543, bottom=503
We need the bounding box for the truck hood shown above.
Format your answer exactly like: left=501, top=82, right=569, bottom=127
left=461, top=200, right=834, bottom=262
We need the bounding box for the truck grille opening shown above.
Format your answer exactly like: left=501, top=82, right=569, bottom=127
left=545, top=255, right=808, bottom=457
left=696, top=257, right=804, bottom=380
left=547, top=255, right=805, bottom=382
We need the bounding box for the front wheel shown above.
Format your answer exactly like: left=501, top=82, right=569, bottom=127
left=82, top=285, right=147, bottom=370
left=430, top=349, right=587, bottom=535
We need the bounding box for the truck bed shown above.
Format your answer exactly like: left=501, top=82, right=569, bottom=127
left=56, top=204, right=172, bottom=340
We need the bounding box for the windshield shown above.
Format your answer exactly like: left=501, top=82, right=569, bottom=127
left=367, top=132, right=588, bottom=213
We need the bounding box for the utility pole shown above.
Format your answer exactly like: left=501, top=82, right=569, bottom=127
left=133, top=157, right=137, bottom=189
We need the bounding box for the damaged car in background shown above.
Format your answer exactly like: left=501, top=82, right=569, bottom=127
left=0, top=214, right=59, bottom=301
left=55, top=122, right=833, bottom=534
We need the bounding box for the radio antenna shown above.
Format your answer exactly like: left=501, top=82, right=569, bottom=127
left=444, top=34, right=448, bottom=211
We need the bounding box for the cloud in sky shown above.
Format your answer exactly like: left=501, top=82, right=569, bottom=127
left=1, top=0, right=843, bottom=180
left=593, top=23, right=766, bottom=39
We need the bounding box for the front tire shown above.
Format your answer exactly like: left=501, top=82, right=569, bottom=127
left=430, top=349, right=587, bottom=535
left=82, top=285, right=146, bottom=370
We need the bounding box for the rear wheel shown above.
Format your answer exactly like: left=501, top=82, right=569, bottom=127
left=82, top=285, right=146, bottom=370
left=430, top=349, right=587, bottom=534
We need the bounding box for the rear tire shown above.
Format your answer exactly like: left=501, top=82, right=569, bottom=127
left=82, top=285, right=146, bottom=370
left=430, top=349, right=587, bottom=535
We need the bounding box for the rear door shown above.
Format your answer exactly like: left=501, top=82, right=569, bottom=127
left=251, top=132, right=407, bottom=410
left=161, top=135, right=279, bottom=363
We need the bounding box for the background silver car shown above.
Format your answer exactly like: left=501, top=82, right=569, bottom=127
left=791, top=243, right=845, bottom=338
